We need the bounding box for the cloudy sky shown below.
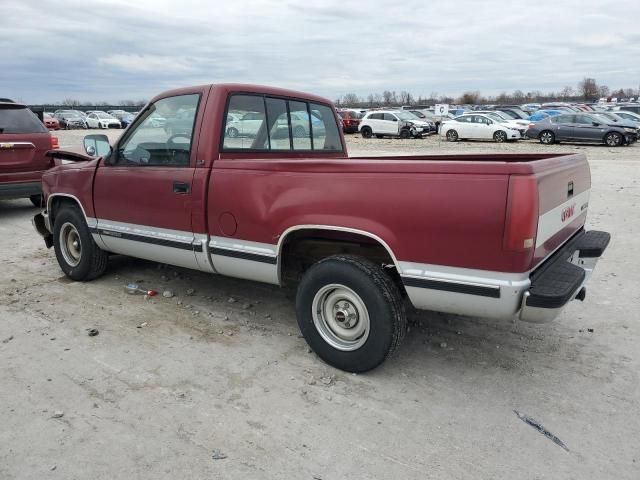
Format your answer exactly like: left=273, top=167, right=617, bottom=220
left=1, top=0, right=639, bottom=103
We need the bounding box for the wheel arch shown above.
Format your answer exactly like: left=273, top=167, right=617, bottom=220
left=47, top=194, right=89, bottom=230
left=276, top=225, right=402, bottom=286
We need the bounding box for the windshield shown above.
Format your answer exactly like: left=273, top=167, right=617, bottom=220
left=395, top=111, right=419, bottom=121
left=484, top=112, right=508, bottom=122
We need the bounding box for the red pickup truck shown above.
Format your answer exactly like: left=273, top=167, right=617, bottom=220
left=33, top=84, right=610, bottom=372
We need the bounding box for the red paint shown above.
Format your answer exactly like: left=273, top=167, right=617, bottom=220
left=40, top=84, right=592, bottom=274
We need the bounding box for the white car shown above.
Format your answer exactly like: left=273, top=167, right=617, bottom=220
left=85, top=112, right=121, bottom=129
left=468, top=111, right=529, bottom=135
left=440, top=114, right=522, bottom=142
left=226, top=111, right=265, bottom=137
left=359, top=110, right=433, bottom=138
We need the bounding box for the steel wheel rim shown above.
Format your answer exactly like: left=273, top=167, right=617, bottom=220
left=312, top=284, right=370, bottom=351
left=60, top=222, right=82, bottom=267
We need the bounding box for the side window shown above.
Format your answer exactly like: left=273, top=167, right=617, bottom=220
left=115, top=94, right=199, bottom=166
left=383, top=113, right=397, bottom=121
left=457, top=116, right=470, bottom=123
left=369, top=113, right=383, bottom=120
left=552, top=115, right=569, bottom=124
left=574, top=115, right=592, bottom=125
left=265, top=97, right=291, bottom=151
left=289, top=101, right=312, bottom=150
left=223, top=95, right=266, bottom=150
left=309, top=103, right=342, bottom=151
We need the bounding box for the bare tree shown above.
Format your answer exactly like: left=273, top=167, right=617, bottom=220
left=382, top=90, right=393, bottom=105
left=341, top=93, right=360, bottom=106
left=62, top=98, right=81, bottom=106
left=578, top=77, right=598, bottom=99
left=598, top=85, right=610, bottom=97
left=560, top=86, right=575, bottom=99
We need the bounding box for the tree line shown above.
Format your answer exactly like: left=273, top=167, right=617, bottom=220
left=335, top=78, right=639, bottom=107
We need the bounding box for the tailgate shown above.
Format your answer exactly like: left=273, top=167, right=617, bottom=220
left=531, top=154, right=591, bottom=267
left=0, top=133, right=52, bottom=174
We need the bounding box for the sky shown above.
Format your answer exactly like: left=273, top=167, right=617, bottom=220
left=1, top=0, right=639, bottom=104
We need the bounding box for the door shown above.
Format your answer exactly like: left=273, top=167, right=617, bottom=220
left=367, top=112, right=384, bottom=134
left=92, top=92, right=205, bottom=270
left=572, top=114, right=603, bottom=141
left=549, top=114, right=574, bottom=141
left=473, top=115, right=493, bottom=139
left=383, top=113, right=399, bottom=135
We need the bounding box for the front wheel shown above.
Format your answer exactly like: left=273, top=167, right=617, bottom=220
left=493, top=130, right=507, bottom=143
left=604, top=132, right=623, bottom=147
left=399, top=129, right=410, bottom=139
left=53, top=207, right=108, bottom=281
left=295, top=255, right=407, bottom=373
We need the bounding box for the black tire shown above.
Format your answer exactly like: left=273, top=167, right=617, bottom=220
left=293, top=125, right=306, bottom=138
left=539, top=130, right=555, bottom=145
left=295, top=254, right=407, bottom=373
left=493, top=130, right=507, bottom=143
left=446, top=129, right=458, bottom=142
left=53, top=207, right=108, bottom=281
left=360, top=126, right=372, bottom=138
left=399, top=129, right=410, bottom=139
left=604, top=132, right=623, bottom=147
left=29, top=194, right=43, bottom=208
left=227, top=126, right=239, bottom=138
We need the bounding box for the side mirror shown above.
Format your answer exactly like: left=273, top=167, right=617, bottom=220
left=391, top=117, right=397, bottom=122
left=83, top=134, right=111, bottom=157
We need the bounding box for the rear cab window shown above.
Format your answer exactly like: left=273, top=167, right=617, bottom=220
left=222, top=94, right=343, bottom=153
left=0, top=105, right=48, bottom=134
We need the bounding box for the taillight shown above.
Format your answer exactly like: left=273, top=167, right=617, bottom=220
left=50, top=135, right=59, bottom=149
left=528, top=123, right=535, bottom=129
left=504, top=176, right=538, bottom=252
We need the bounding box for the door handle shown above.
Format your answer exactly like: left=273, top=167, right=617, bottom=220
left=173, top=181, right=190, bottom=194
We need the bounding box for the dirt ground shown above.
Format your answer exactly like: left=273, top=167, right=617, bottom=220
left=1, top=130, right=638, bottom=479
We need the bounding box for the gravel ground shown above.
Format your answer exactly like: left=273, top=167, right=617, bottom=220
left=1, top=130, right=638, bottom=479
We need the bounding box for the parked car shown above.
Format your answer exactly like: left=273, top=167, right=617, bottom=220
left=471, top=111, right=529, bottom=135
left=86, top=112, right=122, bottom=129
left=119, top=112, right=136, bottom=128
left=359, top=110, right=432, bottom=138
left=440, top=114, right=522, bottom=142
left=617, top=104, right=640, bottom=115
left=405, top=110, right=436, bottom=131
left=494, top=107, right=530, bottom=120
left=107, top=109, right=128, bottom=120
left=54, top=111, right=87, bottom=129
left=43, top=113, right=60, bottom=130
left=33, top=83, right=610, bottom=373
left=0, top=100, right=59, bottom=206
left=528, top=109, right=564, bottom=122
left=526, top=113, right=637, bottom=146
left=611, top=110, right=640, bottom=125
left=337, top=109, right=363, bottom=133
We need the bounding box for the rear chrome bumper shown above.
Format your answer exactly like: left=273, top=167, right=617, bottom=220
left=519, top=230, right=610, bottom=323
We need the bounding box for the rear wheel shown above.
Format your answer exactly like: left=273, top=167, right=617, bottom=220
left=360, top=126, right=372, bottom=138
left=604, top=132, right=623, bottom=147
left=446, top=129, right=458, bottom=142
left=539, top=130, right=555, bottom=145
left=293, top=125, right=307, bottom=138
left=295, top=255, right=407, bottom=373
left=493, top=130, right=507, bottom=143
left=53, top=207, right=108, bottom=281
